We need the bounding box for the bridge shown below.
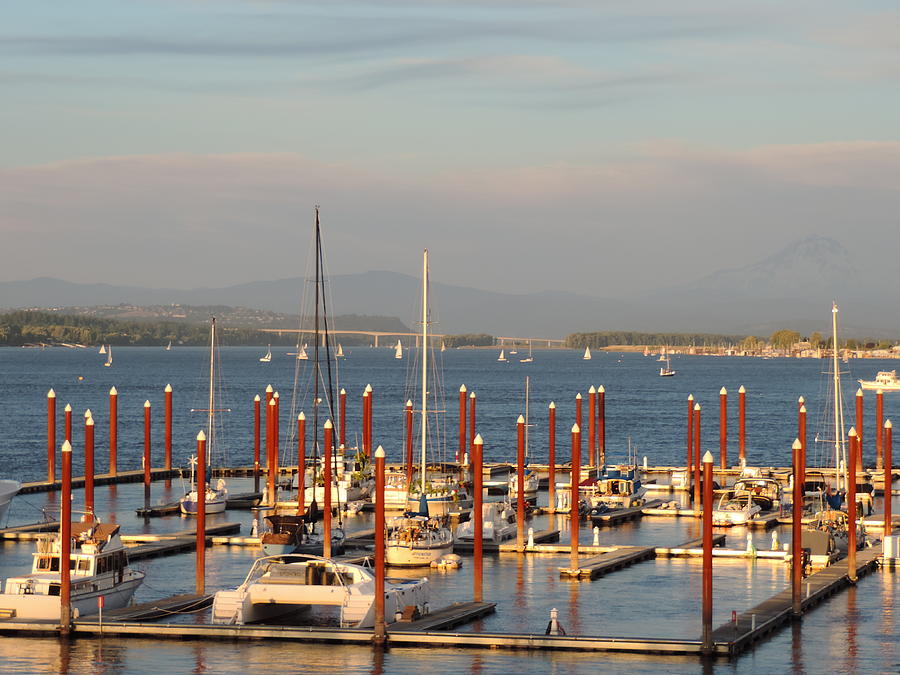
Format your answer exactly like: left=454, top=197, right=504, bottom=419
left=258, top=329, right=565, bottom=348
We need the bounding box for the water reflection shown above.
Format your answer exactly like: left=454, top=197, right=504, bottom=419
left=845, top=585, right=858, bottom=673
left=790, top=620, right=804, bottom=675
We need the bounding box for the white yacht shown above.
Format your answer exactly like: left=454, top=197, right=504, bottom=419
left=454, top=501, right=516, bottom=543
left=0, top=520, right=144, bottom=620
left=212, top=554, right=430, bottom=626
left=859, top=371, right=900, bottom=391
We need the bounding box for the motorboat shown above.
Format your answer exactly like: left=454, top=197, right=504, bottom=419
left=711, top=490, right=762, bottom=526
left=180, top=455, right=228, bottom=515
left=507, top=470, right=539, bottom=500
left=582, top=466, right=647, bottom=510
left=211, top=554, right=430, bottom=626
left=0, top=520, right=144, bottom=620
left=0, top=480, right=20, bottom=526
left=858, top=370, right=900, bottom=391
left=260, top=514, right=346, bottom=557
left=454, top=501, right=516, bottom=543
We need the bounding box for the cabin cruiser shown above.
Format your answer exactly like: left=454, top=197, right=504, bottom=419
left=582, top=466, right=647, bottom=511
left=507, top=471, right=539, bottom=501
left=260, top=514, right=345, bottom=557
left=711, top=477, right=783, bottom=526
left=0, top=520, right=144, bottom=620
left=212, top=554, right=430, bottom=626
left=455, top=501, right=516, bottom=543
left=858, top=370, right=900, bottom=391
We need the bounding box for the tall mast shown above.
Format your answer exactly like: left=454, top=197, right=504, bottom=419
left=420, top=249, right=428, bottom=491
left=525, top=376, right=530, bottom=459
left=313, top=207, right=320, bottom=458
left=831, top=302, right=845, bottom=489
left=206, top=317, right=216, bottom=475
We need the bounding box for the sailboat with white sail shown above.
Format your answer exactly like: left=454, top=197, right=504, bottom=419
left=497, top=349, right=507, bottom=362
left=98, top=344, right=106, bottom=355
left=336, top=343, right=344, bottom=358
left=394, top=340, right=403, bottom=359
left=659, top=353, right=676, bottom=377
left=103, top=346, right=112, bottom=367
left=166, top=341, right=172, bottom=351
left=519, top=341, right=534, bottom=363
left=583, top=346, right=592, bottom=360
left=259, top=345, right=272, bottom=363
left=180, top=317, right=229, bottom=515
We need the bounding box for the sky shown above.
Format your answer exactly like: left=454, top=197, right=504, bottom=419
left=2, top=1, right=899, bottom=296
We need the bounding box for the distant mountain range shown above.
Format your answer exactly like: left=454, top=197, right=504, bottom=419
left=1, top=236, right=895, bottom=338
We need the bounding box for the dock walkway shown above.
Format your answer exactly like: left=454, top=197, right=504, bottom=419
left=559, top=546, right=656, bottom=579
left=125, top=523, right=241, bottom=561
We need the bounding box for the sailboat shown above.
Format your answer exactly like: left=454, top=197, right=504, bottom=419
left=336, top=343, right=344, bottom=358
left=583, top=346, right=592, bottom=360
left=103, top=346, right=112, bottom=367
left=389, top=250, right=455, bottom=566
left=259, top=345, right=272, bottom=363
left=180, top=317, right=229, bottom=515
left=497, top=349, right=507, bottom=362
left=659, top=354, right=676, bottom=377
left=658, top=346, right=667, bottom=362
left=394, top=340, right=403, bottom=359
left=165, top=341, right=172, bottom=351
left=519, top=341, right=534, bottom=363
left=297, top=344, right=309, bottom=360
left=440, top=341, right=446, bottom=352
left=98, top=344, right=106, bottom=355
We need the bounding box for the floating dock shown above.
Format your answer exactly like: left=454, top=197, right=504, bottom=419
left=134, top=492, right=262, bottom=517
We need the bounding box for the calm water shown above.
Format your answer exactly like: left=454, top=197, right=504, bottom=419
left=1, top=347, right=898, bottom=674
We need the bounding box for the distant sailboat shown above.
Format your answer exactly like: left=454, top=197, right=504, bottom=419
left=336, top=343, right=345, bottom=358
left=440, top=341, right=446, bottom=352
left=520, top=341, right=534, bottom=363
left=659, top=354, right=676, bottom=377
left=98, top=345, right=106, bottom=355
left=497, top=349, right=507, bottom=362
left=658, top=346, right=667, bottom=362
left=103, top=346, right=112, bottom=367
left=259, top=345, right=272, bottom=363
left=165, top=341, right=172, bottom=351
left=395, top=340, right=403, bottom=359
left=583, top=347, right=592, bottom=360
left=297, top=344, right=308, bottom=360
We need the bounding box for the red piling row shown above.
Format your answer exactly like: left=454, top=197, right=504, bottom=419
left=297, top=413, right=306, bottom=516
left=876, top=390, right=884, bottom=471
left=686, top=394, right=694, bottom=476
left=473, top=434, right=484, bottom=602
left=588, top=387, right=596, bottom=468
left=701, top=450, right=713, bottom=654
left=60, top=440, right=72, bottom=634
left=791, top=438, right=803, bottom=616
left=516, top=415, right=526, bottom=551
left=855, top=390, right=864, bottom=471
left=47, top=389, right=56, bottom=483
left=164, top=384, right=172, bottom=471
left=85, top=412, right=94, bottom=515
left=459, top=385, right=467, bottom=463
left=570, top=423, right=581, bottom=572
left=373, top=445, right=386, bottom=645
left=253, top=395, right=261, bottom=493
left=323, top=420, right=334, bottom=559
left=109, top=387, right=118, bottom=476
left=548, top=402, right=556, bottom=511
left=719, top=387, right=727, bottom=470
left=196, top=431, right=207, bottom=595
left=738, top=386, right=746, bottom=465
left=597, top=386, right=606, bottom=466
left=693, top=404, right=701, bottom=512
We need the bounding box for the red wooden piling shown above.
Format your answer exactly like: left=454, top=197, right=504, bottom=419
left=570, top=424, right=581, bottom=572
left=719, top=387, right=728, bottom=470
left=855, top=389, right=864, bottom=471
left=597, top=386, right=606, bottom=466
left=575, top=393, right=583, bottom=442
left=458, top=385, right=467, bottom=463
left=548, top=402, right=556, bottom=511
left=64, top=404, right=72, bottom=444
left=362, top=389, right=370, bottom=456
left=60, top=440, right=72, bottom=634
left=365, top=384, right=373, bottom=457
left=85, top=412, right=94, bottom=515
left=266, top=398, right=276, bottom=506
left=47, top=389, right=56, bottom=483
left=473, top=434, right=484, bottom=602
left=109, top=387, right=118, bottom=476
left=799, top=405, right=807, bottom=488
left=876, top=390, right=884, bottom=471
left=323, top=420, right=334, bottom=558
left=253, top=395, right=261, bottom=493
left=884, top=420, right=892, bottom=534
left=516, top=415, right=526, bottom=551
left=196, top=430, right=207, bottom=594
left=373, top=445, right=386, bottom=645
left=701, top=450, right=714, bottom=654
left=265, top=384, right=273, bottom=407
left=791, top=439, right=803, bottom=616
left=143, top=400, right=151, bottom=500
left=738, top=386, right=746, bottom=465
left=297, top=413, right=306, bottom=516
left=687, top=394, right=694, bottom=476
left=339, top=388, right=347, bottom=450
left=847, top=428, right=858, bottom=582
left=588, top=386, right=597, bottom=468
left=273, top=391, right=281, bottom=469
left=693, top=404, right=702, bottom=512
left=469, top=392, right=476, bottom=458
left=405, top=400, right=414, bottom=484
left=164, top=384, right=172, bottom=471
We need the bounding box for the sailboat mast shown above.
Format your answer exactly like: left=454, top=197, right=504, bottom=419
left=525, top=376, right=530, bottom=459
left=206, top=317, right=216, bottom=476
left=831, top=302, right=844, bottom=490
left=313, top=208, right=321, bottom=458
left=420, top=249, right=428, bottom=492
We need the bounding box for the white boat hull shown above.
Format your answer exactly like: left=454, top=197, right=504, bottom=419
left=0, top=573, right=143, bottom=621
left=0, top=480, right=20, bottom=525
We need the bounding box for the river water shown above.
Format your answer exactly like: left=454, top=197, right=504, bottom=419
left=0, top=347, right=897, bottom=673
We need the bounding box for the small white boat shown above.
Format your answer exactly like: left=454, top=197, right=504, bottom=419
left=0, top=520, right=144, bottom=620
left=98, top=345, right=106, bottom=355
left=859, top=370, right=900, bottom=391
left=103, top=346, right=112, bottom=367
left=180, top=455, right=228, bottom=514
left=659, top=354, right=676, bottom=377
left=508, top=470, right=539, bottom=498
left=259, top=345, right=272, bottom=363
left=296, top=344, right=309, bottom=360
left=0, top=480, right=21, bottom=526
left=336, top=343, right=344, bottom=358
left=497, top=349, right=507, bottom=362
left=519, top=341, right=534, bottom=363
left=583, top=347, right=591, bottom=360
left=212, top=554, right=430, bottom=626
left=454, top=501, right=516, bottom=543
left=394, top=340, right=403, bottom=359
left=711, top=477, right=783, bottom=526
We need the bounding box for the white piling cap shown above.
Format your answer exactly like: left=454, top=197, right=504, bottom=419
left=254, top=394, right=260, bottom=402
left=739, top=385, right=745, bottom=394
left=885, top=419, right=892, bottom=429
left=84, top=409, right=92, bottom=418
left=61, top=440, right=72, bottom=453
left=375, top=445, right=385, bottom=459
left=702, top=450, right=713, bottom=464
left=694, top=403, right=701, bottom=411
left=266, top=384, right=273, bottom=392
left=299, top=411, right=305, bottom=420
left=576, top=393, right=582, bottom=400
left=340, top=388, right=346, bottom=395
left=86, top=416, right=94, bottom=427
left=517, top=415, right=525, bottom=424
left=589, top=385, right=596, bottom=394
left=197, top=430, right=206, bottom=441
left=110, top=386, right=117, bottom=395
left=165, top=384, right=172, bottom=393
left=406, top=399, right=413, bottom=407
left=144, top=400, right=151, bottom=408
left=720, top=387, right=727, bottom=395
left=48, top=389, right=56, bottom=398
left=598, top=385, right=605, bottom=393
left=800, top=405, right=807, bottom=414
left=324, top=419, right=333, bottom=429
left=474, top=433, right=484, bottom=445
left=688, top=393, right=694, bottom=401
left=268, top=398, right=276, bottom=406
left=848, top=427, right=857, bottom=437
left=460, top=384, right=467, bottom=393
left=572, top=423, right=580, bottom=433
left=365, top=384, right=373, bottom=393
left=273, top=391, right=280, bottom=399
left=877, top=389, right=884, bottom=395
left=857, top=388, right=863, bottom=397
left=798, top=395, right=805, bottom=403
left=792, top=438, right=802, bottom=450
left=64, top=403, right=72, bottom=412
left=470, top=391, right=476, bottom=399
left=549, top=401, right=556, bottom=409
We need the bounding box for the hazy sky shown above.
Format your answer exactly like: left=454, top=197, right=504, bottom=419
left=2, top=1, right=899, bottom=295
